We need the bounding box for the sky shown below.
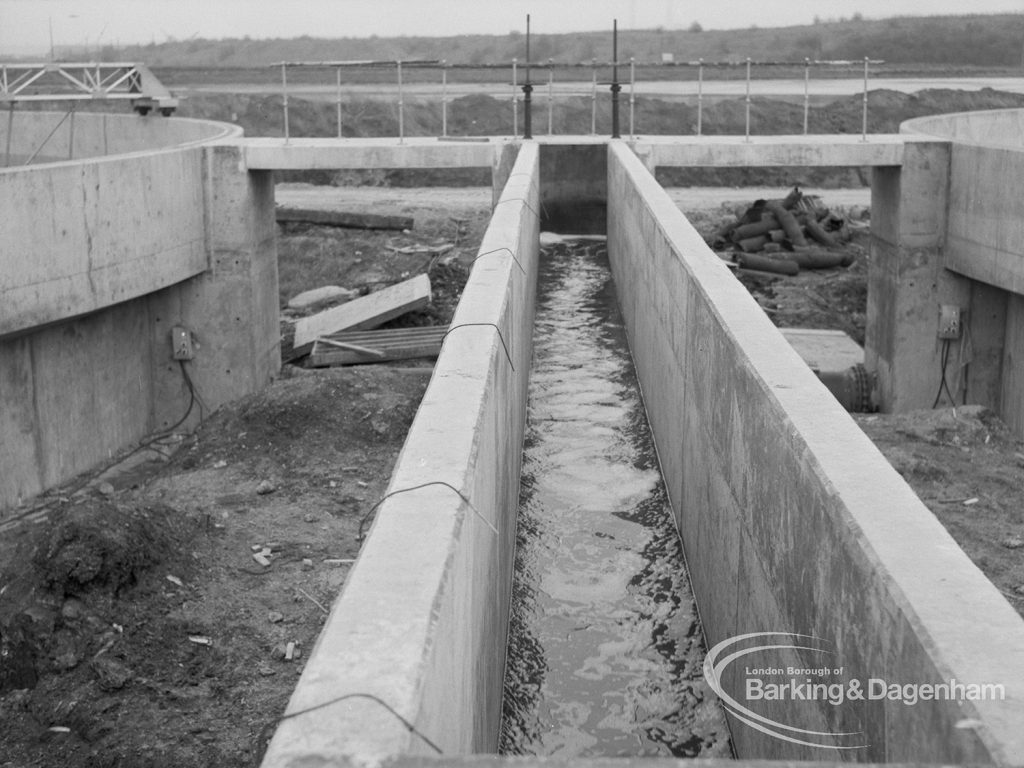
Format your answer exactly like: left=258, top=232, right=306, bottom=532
left=1, top=0, right=1022, bottom=56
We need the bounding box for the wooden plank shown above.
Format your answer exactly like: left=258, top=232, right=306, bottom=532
left=293, top=274, right=431, bottom=352
left=780, top=328, right=863, bottom=373
left=319, top=327, right=449, bottom=344
left=275, top=206, right=413, bottom=231
left=316, top=338, right=386, bottom=357
left=310, top=325, right=448, bottom=367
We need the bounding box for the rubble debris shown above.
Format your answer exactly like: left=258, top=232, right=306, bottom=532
left=737, top=252, right=798, bottom=276
left=709, top=186, right=859, bottom=275
left=287, top=285, right=359, bottom=312
left=255, top=480, right=277, bottom=496
left=252, top=549, right=272, bottom=567
left=296, top=587, right=328, bottom=614
left=275, top=206, right=414, bottom=231
left=293, top=274, right=432, bottom=354
left=91, top=656, right=132, bottom=691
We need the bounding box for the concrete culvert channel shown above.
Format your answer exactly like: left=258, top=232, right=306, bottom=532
left=499, top=236, right=731, bottom=757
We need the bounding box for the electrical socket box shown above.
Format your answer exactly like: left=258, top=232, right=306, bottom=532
left=171, top=326, right=195, bottom=360
left=938, top=305, right=962, bottom=340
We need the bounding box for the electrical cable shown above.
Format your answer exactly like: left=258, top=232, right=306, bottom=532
left=356, top=480, right=498, bottom=542
left=932, top=339, right=958, bottom=409
left=441, top=322, right=515, bottom=371
left=254, top=692, right=443, bottom=766
left=473, top=246, right=526, bottom=274
left=0, top=360, right=201, bottom=531
left=493, top=196, right=540, bottom=218
left=955, top=317, right=974, bottom=406
left=142, top=360, right=197, bottom=447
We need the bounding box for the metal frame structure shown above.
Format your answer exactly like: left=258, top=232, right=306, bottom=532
left=0, top=62, right=178, bottom=115
left=268, top=53, right=888, bottom=141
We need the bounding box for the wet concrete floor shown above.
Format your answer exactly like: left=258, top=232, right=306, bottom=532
left=499, top=239, right=732, bottom=758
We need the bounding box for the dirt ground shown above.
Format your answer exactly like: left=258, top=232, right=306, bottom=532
left=2, top=186, right=1023, bottom=767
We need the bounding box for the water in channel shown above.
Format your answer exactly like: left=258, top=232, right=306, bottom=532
left=499, top=238, right=732, bottom=758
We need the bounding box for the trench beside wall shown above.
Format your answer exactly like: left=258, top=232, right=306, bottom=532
left=261, top=142, right=539, bottom=767
left=606, top=141, right=1024, bottom=763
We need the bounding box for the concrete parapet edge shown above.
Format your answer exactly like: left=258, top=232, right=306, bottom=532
left=634, top=134, right=907, bottom=169
left=242, top=137, right=507, bottom=170
left=607, top=140, right=1024, bottom=762
left=0, top=110, right=241, bottom=162
left=259, top=142, right=540, bottom=768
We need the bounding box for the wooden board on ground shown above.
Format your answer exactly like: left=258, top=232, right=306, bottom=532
left=780, top=328, right=863, bottom=373
left=310, top=325, right=449, bottom=367
left=275, top=206, right=414, bottom=231
left=293, top=273, right=432, bottom=353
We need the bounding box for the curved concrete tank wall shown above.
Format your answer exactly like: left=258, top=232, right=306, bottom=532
left=903, top=108, right=1024, bottom=148
left=0, top=112, right=277, bottom=513
left=1, top=109, right=241, bottom=162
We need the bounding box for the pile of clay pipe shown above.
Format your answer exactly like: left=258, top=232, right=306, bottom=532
left=711, top=186, right=856, bottom=275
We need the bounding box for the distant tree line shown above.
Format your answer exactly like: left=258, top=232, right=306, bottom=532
left=49, top=13, right=1022, bottom=69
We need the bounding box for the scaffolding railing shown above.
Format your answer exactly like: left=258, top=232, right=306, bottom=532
left=268, top=56, right=885, bottom=143
left=0, top=61, right=179, bottom=115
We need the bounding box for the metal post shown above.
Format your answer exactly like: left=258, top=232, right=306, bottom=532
left=744, top=57, right=751, bottom=141
left=803, top=58, right=810, bottom=135
left=24, top=108, right=72, bottom=165
left=610, top=19, right=621, bottom=139
left=397, top=59, right=404, bottom=143
left=629, top=57, right=636, bottom=138
left=862, top=56, right=869, bottom=141
left=512, top=59, right=519, bottom=138
left=697, top=59, right=703, bottom=136
left=523, top=15, right=533, bottom=140
left=591, top=63, right=597, bottom=135
left=547, top=63, right=553, bottom=135
left=336, top=66, right=343, bottom=138
left=441, top=62, right=448, bottom=137
left=281, top=62, right=289, bottom=142
left=4, top=102, right=14, bottom=167
left=67, top=104, right=75, bottom=159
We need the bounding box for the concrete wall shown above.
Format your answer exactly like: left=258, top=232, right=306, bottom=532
left=242, top=137, right=502, bottom=171
left=865, top=110, right=1024, bottom=434
left=1, top=149, right=207, bottom=336
left=538, top=143, right=607, bottom=233
left=904, top=109, right=1024, bottom=147
left=1, top=110, right=240, bottom=163
left=260, top=142, right=540, bottom=768
left=633, top=134, right=906, bottom=170
left=1, top=122, right=279, bottom=514
left=607, top=140, right=1024, bottom=763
